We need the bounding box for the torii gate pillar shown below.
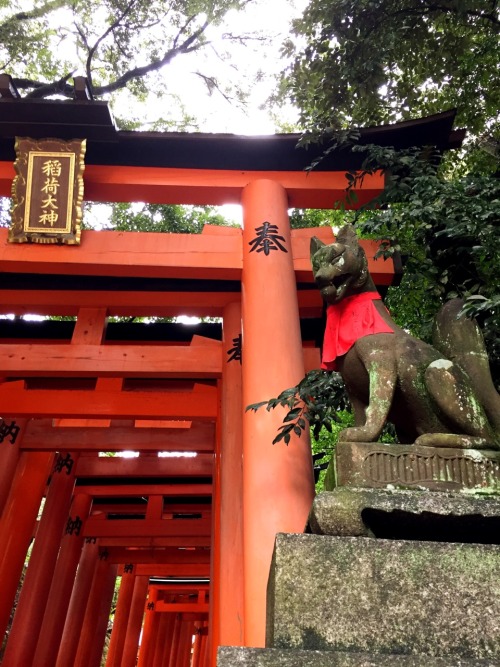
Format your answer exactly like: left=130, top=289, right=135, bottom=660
left=241, top=179, right=315, bottom=646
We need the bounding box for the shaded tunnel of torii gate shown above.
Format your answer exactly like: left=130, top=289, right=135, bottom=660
left=0, top=98, right=461, bottom=666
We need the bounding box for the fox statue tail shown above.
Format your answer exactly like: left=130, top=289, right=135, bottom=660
left=433, top=299, right=500, bottom=436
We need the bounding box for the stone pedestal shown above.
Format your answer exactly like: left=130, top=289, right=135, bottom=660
left=218, top=646, right=496, bottom=667
left=266, top=533, right=500, bottom=660
left=218, top=442, right=500, bottom=667
left=308, top=487, right=500, bottom=540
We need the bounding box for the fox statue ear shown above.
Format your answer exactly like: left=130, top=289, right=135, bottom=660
left=335, top=224, right=359, bottom=248
left=310, top=236, right=326, bottom=258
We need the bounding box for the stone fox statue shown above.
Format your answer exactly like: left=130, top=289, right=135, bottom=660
left=310, top=224, right=500, bottom=449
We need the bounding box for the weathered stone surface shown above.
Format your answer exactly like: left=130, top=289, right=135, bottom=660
left=266, top=534, right=500, bottom=660
left=308, top=487, right=500, bottom=540
left=332, top=441, right=500, bottom=493
left=218, top=646, right=496, bottom=667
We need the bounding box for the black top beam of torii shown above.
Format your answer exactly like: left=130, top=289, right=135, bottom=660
left=0, top=74, right=463, bottom=172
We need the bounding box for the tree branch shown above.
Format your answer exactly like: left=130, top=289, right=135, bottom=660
left=420, top=1, right=499, bottom=28
left=84, top=0, right=139, bottom=88
left=0, top=0, right=68, bottom=30
left=193, top=72, right=233, bottom=103
left=20, top=71, right=75, bottom=98
left=173, top=15, right=198, bottom=49
left=10, top=12, right=248, bottom=100
left=92, top=20, right=210, bottom=96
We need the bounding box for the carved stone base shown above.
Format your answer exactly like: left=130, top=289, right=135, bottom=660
left=330, top=441, right=500, bottom=493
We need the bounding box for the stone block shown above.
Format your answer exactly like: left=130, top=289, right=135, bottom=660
left=331, top=442, right=500, bottom=493
left=266, top=533, right=500, bottom=660
left=308, top=487, right=500, bottom=540
left=218, top=646, right=496, bottom=667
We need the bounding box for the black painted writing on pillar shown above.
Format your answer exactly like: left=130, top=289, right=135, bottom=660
left=0, top=419, right=20, bottom=444
left=54, top=453, right=74, bottom=475
left=99, top=549, right=109, bottom=561
left=65, top=515, right=83, bottom=536
left=147, top=602, right=155, bottom=611
left=85, top=537, right=97, bottom=544
left=227, top=333, right=242, bottom=364
left=249, top=222, right=287, bottom=256
left=124, top=563, right=134, bottom=573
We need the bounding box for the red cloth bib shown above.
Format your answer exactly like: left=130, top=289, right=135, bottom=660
left=321, top=292, right=394, bottom=371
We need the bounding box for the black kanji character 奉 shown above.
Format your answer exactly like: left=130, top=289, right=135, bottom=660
left=227, top=333, right=242, bottom=363
left=249, top=222, right=287, bottom=256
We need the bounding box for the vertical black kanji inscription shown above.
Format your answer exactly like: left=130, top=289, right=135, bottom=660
left=124, top=563, right=134, bottom=573
left=0, top=419, right=20, bottom=444
left=99, top=549, right=109, bottom=561
left=147, top=601, right=155, bottom=611
left=53, top=452, right=75, bottom=475
left=65, top=515, right=83, bottom=536
left=227, top=333, right=242, bottom=364
left=249, top=221, right=287, bottom=255
left=85, top=537, right=97, bottom=544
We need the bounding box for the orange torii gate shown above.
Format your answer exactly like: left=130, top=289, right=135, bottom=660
left=0, top=96, right=461, bottom=666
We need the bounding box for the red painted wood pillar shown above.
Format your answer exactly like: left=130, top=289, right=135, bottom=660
left=55, top=537, right=100, bottom=667
left=217, top=301, right=244, bottom=648
left=156, top=611, right=175, bottom=667
left=175, top=618, right=190, bottom=667
left=137, top=587, right=158, bottom=667
left=175, top=617, right=187, bottom=667
left=34, top=492, right=92, bottom=667
left=105, top=570, right=136, bottom=667
left=74, top=551, right=117, bottom=667
left=121, top=574, right=149, bottom=667
left=154, top=611, right=173, bottom=667
left=150, top=613, right=163, bottom=667
left=168, top=613, right=183, bottom=667
left=88, top=561, right=119, bottom=667
left=241, top=179, right=315, bottom=647
left=0, top=417, right=26, bottom=516
left=2, top=452, right=79, bottom=667
left=147, top=614, right=162, bottom=666
left=210, top=384, right=222, bottom=667
left=185, top=619, right=196, bottom=667
left=191, top=624, right=203, bottom=667
left=199, top=624, right=209, bottom=667
left=0, top=450, right=54, bottom=641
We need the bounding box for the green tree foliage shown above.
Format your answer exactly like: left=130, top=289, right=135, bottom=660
left=289, top=206, right=354, bottom=229
left=281, top=0, right=499, bottom=154
left=351, top=143, right=500, bottom=382
left=0, top=0, right=253, bottom=101
left=109, top=202, right=233, bottom=233
left=247, top=370, right=350, bottom=444
left=253, top=0, right=500, bottom=453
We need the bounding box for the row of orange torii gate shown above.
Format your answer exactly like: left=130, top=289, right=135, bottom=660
left=0, top=100, right=459, bottom=666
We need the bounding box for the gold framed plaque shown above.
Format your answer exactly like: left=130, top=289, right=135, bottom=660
left=8, top=137, right=86, bottom=244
